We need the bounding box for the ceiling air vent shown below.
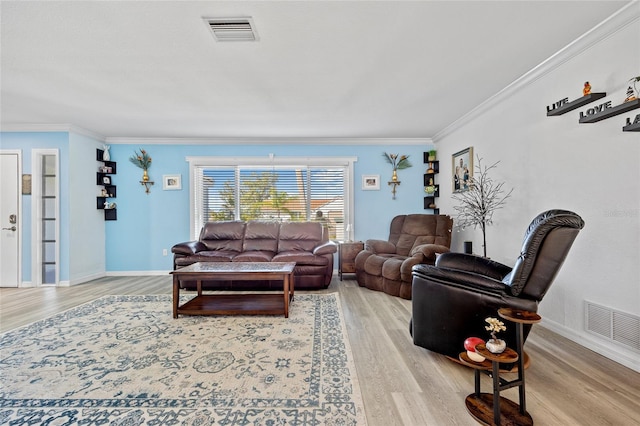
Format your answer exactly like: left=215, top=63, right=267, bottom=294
left=204, top=17, right=258, bottom=42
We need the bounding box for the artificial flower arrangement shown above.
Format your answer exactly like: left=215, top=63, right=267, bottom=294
left=129, top=149, right=152, bottom=170
left=484, top=317, right=507, bottom=353
left=382, top=152, right=412, bottom=170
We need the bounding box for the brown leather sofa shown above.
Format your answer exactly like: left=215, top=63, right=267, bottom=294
left=355, top=214, right=454, bottom=299
left=171, top=220, right=337, bottom=290
left=410, top=209, right=585, bottom=358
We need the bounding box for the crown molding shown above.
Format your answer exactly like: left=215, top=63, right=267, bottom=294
left=0, top=123, right=105, bottom=141
left=103, top=137, right=432, bottom=146
left=1, top=124, right=431, bottom=146
left=433, top=1, right=640, bottom=142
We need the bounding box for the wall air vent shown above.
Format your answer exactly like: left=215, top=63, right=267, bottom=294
left=585, top=301, right=640, bottom=351
left=204, top=17, right=258, bottom=42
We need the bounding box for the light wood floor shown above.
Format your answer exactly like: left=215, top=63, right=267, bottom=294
left=1, top=275, right=639, bottom=425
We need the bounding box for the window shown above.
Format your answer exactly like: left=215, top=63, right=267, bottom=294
left=189, top=156, right=356, bottom=241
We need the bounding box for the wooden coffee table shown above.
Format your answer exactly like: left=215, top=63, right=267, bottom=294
left=171, top=262, right=296, bottom=318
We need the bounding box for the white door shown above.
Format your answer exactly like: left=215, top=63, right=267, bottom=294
left=0, top=152, right=20, bottom=287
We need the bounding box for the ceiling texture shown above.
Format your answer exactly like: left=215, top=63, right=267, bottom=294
left=0, top=1, right=631, bottom=141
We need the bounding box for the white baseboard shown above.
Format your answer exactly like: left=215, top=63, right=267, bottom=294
left=66, top=272, right=107, bottom=286
left=541, top=317, right=640, bottom=373
left=106, top=270, right=171, bottom=276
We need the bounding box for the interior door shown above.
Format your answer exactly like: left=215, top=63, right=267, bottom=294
left=0, top=152, right=20, bottom=287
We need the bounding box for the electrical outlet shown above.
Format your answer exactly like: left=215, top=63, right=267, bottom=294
left=162, top=249, right=168, bottom=256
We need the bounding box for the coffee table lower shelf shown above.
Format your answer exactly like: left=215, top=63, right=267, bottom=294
left=465, top=393, right=532, bottom=426
left=178, top=294, right=292, bottom=316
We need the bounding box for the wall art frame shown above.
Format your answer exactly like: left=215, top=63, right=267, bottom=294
left=452, top=147, right=473, bottom=193
left=362, top=174, right=380, bottom=190
left=163, top=174, right=182, bottom=190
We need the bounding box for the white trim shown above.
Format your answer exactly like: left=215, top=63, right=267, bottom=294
left=433, top=1, right=640, bottom=142
left=0, top=149, right=23, bottom=288
left=541, top=317, right=639, bottom=373
left=186, top=155, right=358, bottom=167
left=1, top=123, right=105, bottom=141
left=105, top=137, right=431, bottom=145
left=106, top=270, right=171, bottom=276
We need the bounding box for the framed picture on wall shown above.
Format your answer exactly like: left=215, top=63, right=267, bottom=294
left=452, top=147, right=473, bottom=192
left=163, top=174, right=182, bottom=190
left=362, top=175, right=380, bottom=190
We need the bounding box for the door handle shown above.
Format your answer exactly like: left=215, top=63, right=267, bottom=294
left=2, top=226, right=17, bottom=231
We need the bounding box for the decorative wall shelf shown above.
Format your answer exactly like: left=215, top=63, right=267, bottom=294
left=546, top=92, right=606, bottom=116
left=423, top=152, right=440, bottom=214
left=623, top=113, right=640, bottom=132
left=579, top=98, right=640, bottom=123
left=96, top=148, right=117, bottom=221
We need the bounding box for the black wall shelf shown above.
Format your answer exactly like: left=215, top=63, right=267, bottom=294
left=423, top=154, right=440, bottom=215
left=96, top=148, right=117, bottom=221
left=579, top=98, right=640, bottom=123
left=623, top=113, right=640, bottom=132
left=547, top=92, right=606, bottom=116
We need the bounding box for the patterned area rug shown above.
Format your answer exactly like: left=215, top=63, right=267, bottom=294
left=0, top=294, right=367, bottom=425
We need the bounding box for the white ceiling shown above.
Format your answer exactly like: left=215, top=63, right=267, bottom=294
left=0, top=1, right=630, bottom=140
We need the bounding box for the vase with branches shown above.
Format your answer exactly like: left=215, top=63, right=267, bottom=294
left=452, top=156, right=513, bottom=257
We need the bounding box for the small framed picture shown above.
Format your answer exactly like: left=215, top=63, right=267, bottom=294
left=362, top=174, right=380, bottom=190
left=452, top=147, right=473, bottom=193
left=102, top=176, right=111, bottom=185
left=163, top=174, right=182, bottom=190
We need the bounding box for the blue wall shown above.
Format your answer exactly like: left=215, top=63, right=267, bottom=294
left=107, top=143, right=434, bottom=271
left=3, top=133, right=438, bottom=275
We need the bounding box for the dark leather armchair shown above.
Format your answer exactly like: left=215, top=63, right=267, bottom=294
left=410, top=209, right=585, bottom=358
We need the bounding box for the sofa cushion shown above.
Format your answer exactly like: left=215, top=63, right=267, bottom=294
left=200, top=221, right=246, bottom=252
left=272, top=251, right=328, bottom=266
left=277, top=222, right=323, bottom=252
left=233, top=251, right=275, bottom=262
left=243, top=221, right=279, bottom=252
left=396, top=214, right=451, bottom=256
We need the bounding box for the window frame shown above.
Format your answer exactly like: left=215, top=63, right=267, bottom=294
left=187, top=156, right=357, bottom=240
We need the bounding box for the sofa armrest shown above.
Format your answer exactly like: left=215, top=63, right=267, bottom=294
left=171, top=241, right=206, bottom=256
left=365, top=239, right=396, bottom=254
left=410, top=244, right=451, bottom=262
left=313, top=240, right=338, bottom=255
left=435, top=252, right=512, bottom=280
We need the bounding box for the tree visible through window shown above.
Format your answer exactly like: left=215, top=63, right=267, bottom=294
left=191, top=160, right=352, bottom=241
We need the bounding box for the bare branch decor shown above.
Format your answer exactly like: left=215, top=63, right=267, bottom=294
left=452, top=156, right=513, bottom=257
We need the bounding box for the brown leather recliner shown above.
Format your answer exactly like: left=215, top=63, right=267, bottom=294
left=410, top=209, right=585, bottom=358
left=355, top=214, right=454, bottom=299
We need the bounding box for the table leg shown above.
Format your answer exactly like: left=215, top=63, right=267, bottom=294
left=283, top=274, right=290, bottom=318
left=197, top=279, right=202, bottom=296
left=172, top=275, right=179, bottom=318
left=516, top=322, right=526, bottom=413
left=492, top=360, right=501, bottom=426
left=290, top=272, right=295, bottom=301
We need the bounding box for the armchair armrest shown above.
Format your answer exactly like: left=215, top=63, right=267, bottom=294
left=365, top=239, right=396, bottom=254
left=171, top=241, right=206, bottom=256
left=412, top=264, right=510, bottom=296
left=435, top=252, right=512, bottom=281
left=410, top=244, right=451, bottom=262
left=313, top=240, right=338, bottom=255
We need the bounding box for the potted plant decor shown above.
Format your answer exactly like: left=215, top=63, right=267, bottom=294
left=452, top=156, right=513, bottom=258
